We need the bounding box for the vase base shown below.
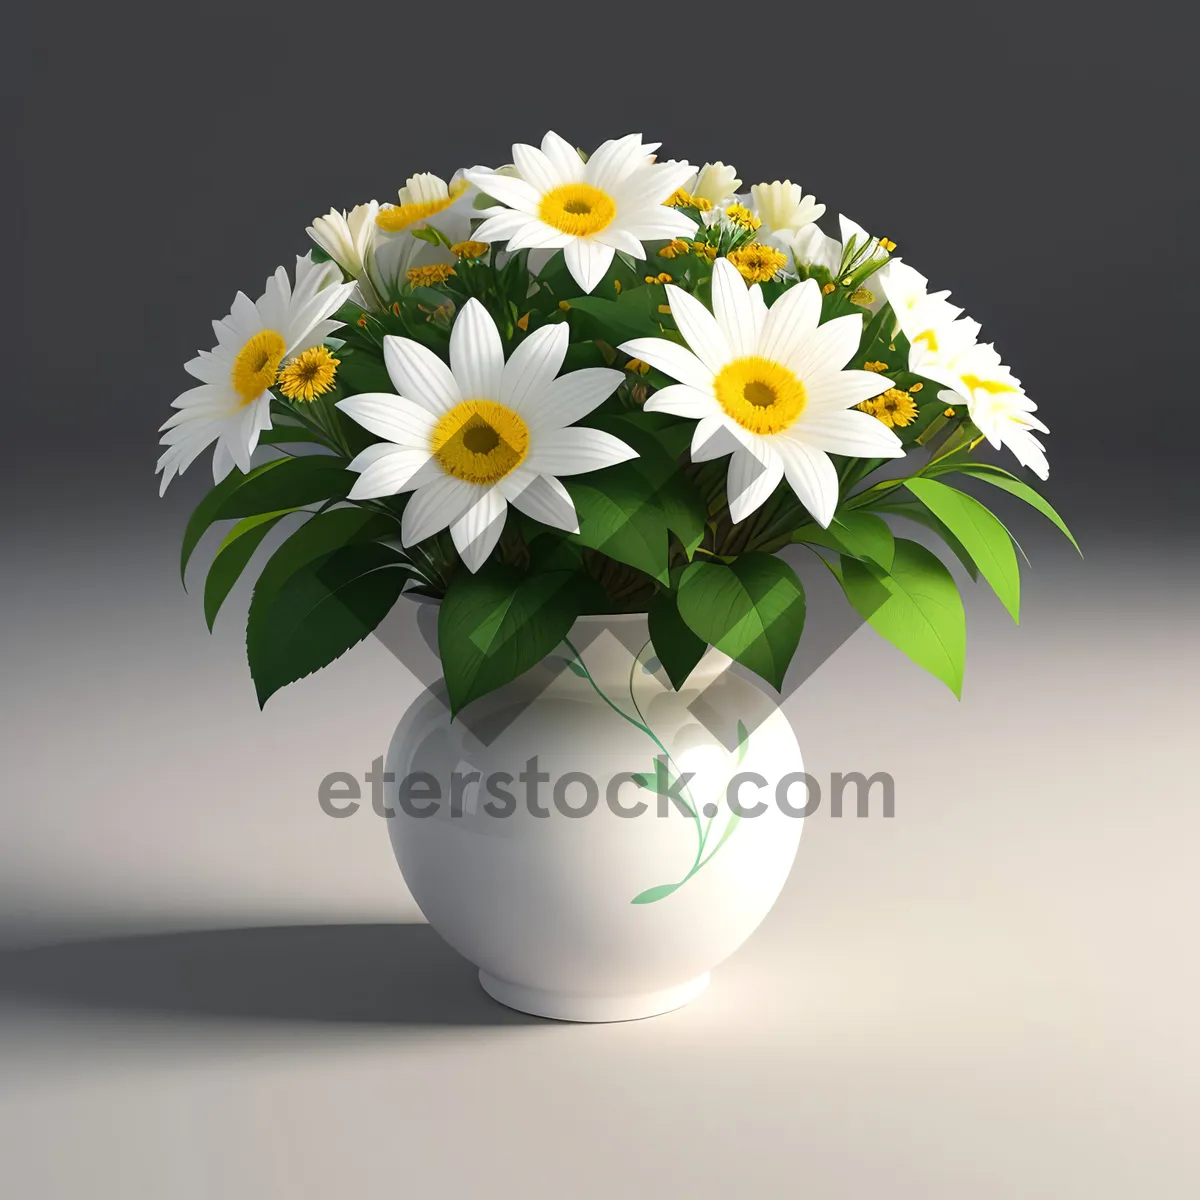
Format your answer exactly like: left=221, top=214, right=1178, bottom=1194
left=477, top=970, right=710, bottom=1023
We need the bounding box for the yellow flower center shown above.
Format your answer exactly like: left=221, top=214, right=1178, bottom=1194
left=375, top=179, right=469, bottom=233
left=960, top=373, right=1019, bottom=396
left=431, top=400, right=529, bottom=485
left=726, top=244, right=788, bottom=283
left=277, top=345, right=339, bottom=402
left=231, top=330, right=287, bottom=404
left=858, top=388, right=917, bottom=428
left=407, top=263, right=457, bottom=288
left=713, top=356, right=807, bottom=436
left=539, top=183, right=617, bottom=237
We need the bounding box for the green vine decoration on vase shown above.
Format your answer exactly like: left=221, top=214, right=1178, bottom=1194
left=562, top=637, right=749, bottom=905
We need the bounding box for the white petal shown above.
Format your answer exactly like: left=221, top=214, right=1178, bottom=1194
left=758, top=278, right=822, bottom=365
left=788, top=314, right=864, bottom=381
left=615, top=209, right=697, bottom=240
left=347, top=446, right=437, bottom=499
left=526, top=427, right=637, bottom=476
left=589, top=226, right=645, bottom=256
left=726, top=442, right=784, bottom=523
left=512, top=143, right=562, bottom=193
left=796, top=408, right=904, bottom=457
left=525, top=367, right=622, bottom=429
left=505, top=222, right=574, bottom=252
left=211, top=440, right=235, bottom=486
left=471, top=210, right=535, bottom=244
left=803, top=370, right=893, bottom=412
left=563, top=239, right=615, bottom=293
left=710, top=258, right=759, bottom=359
left=540, top=131, right=586, bottom=183
left=450, top=299, right=504, bottom=401
left=585, top=133, right=648, bottom=191
left=664, top=284, right=730, bottom=375
left=450, top=488, right=509, bottom=572
left=772, top=437, right=840, bottom=527
left=618, top=336, right=714, bottom=393
left=401, top=475, right=477, bottom=545
left=462, top=169, right=541, bottom=214
left=337, top=393, right=436, bottom=447
left=643, top=383, right=719, bottom=419
left=691, top=415, right=751, bottom=462
left=383, top=336, right=461, bottom=414
left=501, top=470, right=579, bottom=533
left=501, top=323, right=569, bottom=414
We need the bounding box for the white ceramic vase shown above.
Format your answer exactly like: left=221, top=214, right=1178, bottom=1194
left=385, top=612, right=804, bottom=1022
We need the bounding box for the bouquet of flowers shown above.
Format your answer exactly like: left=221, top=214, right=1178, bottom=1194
left=158, top=131, right=1076, bottom=712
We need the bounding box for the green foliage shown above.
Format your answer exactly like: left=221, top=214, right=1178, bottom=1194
left=203, top=509, right=298, bottom=630
left=648, top=588, right=707, bottom=689
left=676, top=554, right=806, bottom=690
left=794, top=511, right=895, bottom=569
left=837, top=538, right=966, bottom=697
left=438, top=564, right=588, bottom=716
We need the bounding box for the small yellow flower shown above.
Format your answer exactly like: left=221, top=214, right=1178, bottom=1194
left=665, top=188, right=712, bottom=211
left=725, top=203, right=761, bottom=231
left=277, top=346, right=340, bottom=402
left=644, top=272, right=673, bottom=284
left=625, top=358, right=651, bottom=375
left=407, top=263, right=456, bottom=287
left=515, top=312, right=530, bottom=331
left=725, top=243, right=788, bottom=283
left=909, top=381, right=923, bottom=392
left=613, top=279, right=622, bottom=294
left=863, top=360, right=890, bottom=373
left=658, top=238, right=690, bottom=260
left=878, top=237, right=897, bottom=252
left=450, top=240, right=489, bottom=260
left=850, top=286, right=875, bottom=306
left=943, top=406, right=957, bottom=417
left=691, top=241, right=717, bottom=262
left=558, top=300, right=572, bottom=311
left=822, top=282, right=836, bottom=295
left=657, top=304, right=672, bottom=314
left=858, top=388, right=918, bottom=428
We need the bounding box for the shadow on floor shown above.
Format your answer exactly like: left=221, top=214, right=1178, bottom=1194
left=0, top=923, right=543, bottom=1027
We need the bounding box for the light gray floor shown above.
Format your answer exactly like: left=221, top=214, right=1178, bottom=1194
left=2, top=529, right=1197, bottom=1197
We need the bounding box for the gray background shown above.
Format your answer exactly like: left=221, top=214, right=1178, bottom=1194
left=4, top=2, right=1198, bottom=1196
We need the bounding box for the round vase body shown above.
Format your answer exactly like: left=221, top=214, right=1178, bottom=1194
left=385, top=613, right=803, bottom=1021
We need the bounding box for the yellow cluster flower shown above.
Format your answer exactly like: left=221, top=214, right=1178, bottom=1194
left=691, top=241, right=717, bottom=261
left=450, top=240, right=489, bottom=260
left=657, top=238, right=691, bottom=260
left=277, top=346, right=339, bottom=402
left=725, top=243, right=787, bottom=283
left=407, top=263, right=456, bottom=287
left=665, top=188, right=713, bottom=211
left=724, top=203, right=761, bottom=231
left=858, top=388, right=918, bottom=428
left=644, top=272, right=673, bottom=284
left=863, top=360, right=890, bottom=373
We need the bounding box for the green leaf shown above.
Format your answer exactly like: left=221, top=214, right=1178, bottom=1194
left=335, top=344, right=394, bottom=395
left=905, top=477, right=1021, bottom=621
left=648, top=589, right=707, bottom=690
left=203, top=509, right=297, bottom=630
left=248, top=542, right=413, bottom=705
left=180, top=455, right=354, bottom=583
left=438, top=564, right=584, bottom=716
left=870, top=498, right=979, bottom=580
left=794, top=511, right=894, bottom=568
left=257, top=425, right=330, bottom=447
left=838, top=538, right=966, bottom=697
left=927, top=462, right=1081, bottom=554
left=676, top=553, right=806, bottom=691
left=567, top=291, right=661, bottom=343
left=630, top=882, right=682, bottom=905
left=564, top=464, right=670, bottom=583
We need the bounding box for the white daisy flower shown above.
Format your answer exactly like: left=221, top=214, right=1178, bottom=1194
left=307, top=201, right=381, bottom=279
left=687, top=161, right=741, bottom=207
left=749, top=180, right=826, bottom=239
left=878, top=260, right=977, bottom=370
left=365, top=171, right=478, bottom=305
left=336, top=299, right=637, bottom=571
left=620, top=259, right=904, bottom=528
left=465, top=132, right=697, bottom=294
left=927, top=344, right=1050, bottom=480
left=157, top=254, right=356, bottom=494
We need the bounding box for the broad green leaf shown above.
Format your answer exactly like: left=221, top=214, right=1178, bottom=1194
left=564, top=465, right=670, bottom=583
left=631, top=882, right=682, bottom=905
left=181, top=455, right=354, bottom=583
left=249, top=542, right=413, bottom=705
left=839, top=538, right=966, bottom=697
left=257, top=425, right=329, bottom=446
left=794, top=511, right=894, bottom=568
left=870, top=498, right=979, bottom=580
left=905, top=477, right=1020, bottom=621
left=676, top=553, right=806, bottom=691
left=335, top=344, right=394, bottom=395
left=566, top=290, right=662, bottom=342
left=648, top=589, right=707, bottom=690
left=438, top=565, right=584, bottom=716
left=928, top=462, right=1081, bottom=554
left=203, top=509, right=298, bottom=630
